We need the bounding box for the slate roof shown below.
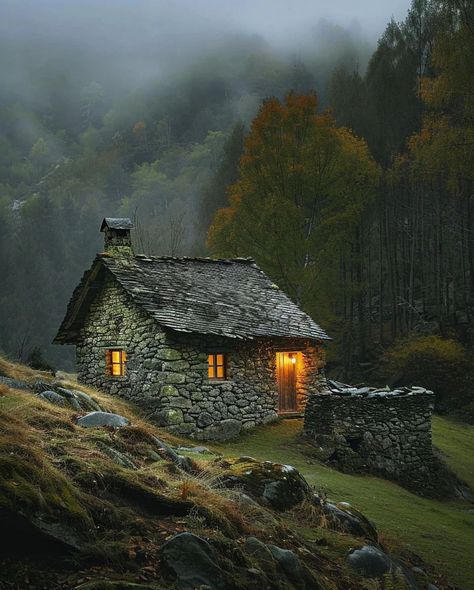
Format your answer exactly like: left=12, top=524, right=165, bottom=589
left=54, top=254, right=330, bottom=344
left=100, top=217, right=134, bottom=231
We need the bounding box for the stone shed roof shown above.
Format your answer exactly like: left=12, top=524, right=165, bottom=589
left=54, top=254, right=330, bottom=344
left=100, top=217, right=134, bottom=231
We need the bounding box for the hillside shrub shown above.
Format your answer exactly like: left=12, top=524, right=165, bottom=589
left=379, top=336, right=471, bottom=412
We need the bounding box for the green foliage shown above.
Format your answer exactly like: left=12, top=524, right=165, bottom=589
left=208, top=93, right=379, bottom=305
left=380, top=336, right=470, bottom=407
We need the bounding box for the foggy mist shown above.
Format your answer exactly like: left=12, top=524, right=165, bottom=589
left=0, top=0, right=417, bottom=368
left=0, top=0, right=411, bottom=90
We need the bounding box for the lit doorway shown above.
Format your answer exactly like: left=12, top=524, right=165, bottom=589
left=276, top=352, right=298, bottom=412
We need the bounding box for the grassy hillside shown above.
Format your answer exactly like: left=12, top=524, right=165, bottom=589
left=433, top=416, right=474, bottom=490
left=0, top=356, right=469, bottom=589
left=209, top=419, right=474, bottom=590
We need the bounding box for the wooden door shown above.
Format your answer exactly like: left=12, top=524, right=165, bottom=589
left=276, top=352, right=297, bottom=412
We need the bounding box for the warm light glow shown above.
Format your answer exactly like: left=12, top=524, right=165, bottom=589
left=291, top=356, right=296, bottom=364
left=208, top=353, right=226, bottom=380
left=112, top=364, right=122, bottom=376
left=107, top=349, right=126, bottom=377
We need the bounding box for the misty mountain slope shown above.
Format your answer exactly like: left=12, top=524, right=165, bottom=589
left=0, top=355, right=454, bottom=590
left=1, top=0, right=473, bottom=423
left=0, top=1, right=378, bottom=369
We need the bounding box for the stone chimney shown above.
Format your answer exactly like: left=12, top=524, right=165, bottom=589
left=100, top=217, right=134, bottom=257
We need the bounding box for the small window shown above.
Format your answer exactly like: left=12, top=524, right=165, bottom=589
left=106, top=349, right=126, bottom=377
left=208, top=353, right=226, bottom=380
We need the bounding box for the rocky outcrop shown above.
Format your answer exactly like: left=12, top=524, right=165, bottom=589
left=347, top=545, right=418, bottom=589
left=318, top=500, right=378, bottom=541
left=34, top=381, right=104, bottom=412
left=0, top=357, right=452, bottom=590
left=220, top=457, right=311, bottom=511
left=160, top=532, right=228, bottom=590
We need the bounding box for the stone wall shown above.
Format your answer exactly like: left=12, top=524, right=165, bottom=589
left=303, top=391, right=439, bottom=493
left=76, top=275, right=325, bottom=439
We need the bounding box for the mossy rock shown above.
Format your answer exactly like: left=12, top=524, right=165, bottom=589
left=220, top=457, right=311, bottom=511
left=321, top=501, right=378, bottom=542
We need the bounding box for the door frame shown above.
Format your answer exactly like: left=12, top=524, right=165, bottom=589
left=276, top=351, right=299, bottom=413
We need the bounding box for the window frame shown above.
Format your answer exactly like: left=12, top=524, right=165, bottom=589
left=106, top=348, right=127, bottom=377
left=208, top=353, right=227, bottom=380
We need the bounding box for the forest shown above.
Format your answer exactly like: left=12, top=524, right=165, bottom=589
left=0, top=0, right=472, bottom=419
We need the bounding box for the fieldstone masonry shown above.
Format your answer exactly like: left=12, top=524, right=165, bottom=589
left=77, top=276, right=325, bottom=440
left=304, top=389, right=439, bottom=493
left=57, top=217, right=330, bottom=441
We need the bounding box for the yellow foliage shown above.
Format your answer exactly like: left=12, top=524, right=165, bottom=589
left=380, top=336, right=468, bottom=403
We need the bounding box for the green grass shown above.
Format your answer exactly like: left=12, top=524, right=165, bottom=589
left=208, top=418, right=474, bottom=590
left=433, top=415, right=474, bottom=490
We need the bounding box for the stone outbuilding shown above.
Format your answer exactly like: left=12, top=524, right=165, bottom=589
left=54, top=218, right=330, bottom=440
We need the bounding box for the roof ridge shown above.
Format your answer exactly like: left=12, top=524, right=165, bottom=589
left=129, top=254, right=256, bottom=264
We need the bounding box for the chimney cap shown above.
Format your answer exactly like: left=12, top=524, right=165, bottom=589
left=100, top=217, right=134, bottom=232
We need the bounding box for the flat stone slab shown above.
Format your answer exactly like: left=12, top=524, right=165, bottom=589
left=77, top=411, right=130, bottom=428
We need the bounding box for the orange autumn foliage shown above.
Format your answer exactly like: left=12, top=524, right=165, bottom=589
left=207, top=93, right=379, bottom=316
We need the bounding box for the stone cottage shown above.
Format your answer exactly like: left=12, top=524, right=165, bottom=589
left=54, top=218, right=330, bottom=440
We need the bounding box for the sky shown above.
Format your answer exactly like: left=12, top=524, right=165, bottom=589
left=0, top=0, right=412, bottom=46
left=0, top=0, right=413, bottom=100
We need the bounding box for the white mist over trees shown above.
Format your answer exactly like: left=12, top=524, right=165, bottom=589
left=0, top=0, right=400, bottom=368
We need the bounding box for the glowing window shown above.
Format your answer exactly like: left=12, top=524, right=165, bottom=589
left=208, top=353, right=226, bottom=380
left=106, top=349, right=126, bottom=377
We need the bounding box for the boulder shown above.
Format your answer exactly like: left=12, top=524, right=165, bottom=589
left=197, top=418, right=242, bottom=441
left=38, top=390, right=67, bottom=407
left=71, top=389, right=102, bottom=412
left=221, top=458, right=311, bottom=511
left=347, top=545, right=419, bottom=588
left=160, top=532, right=227, bottom=590
left=245, top=536, right=275, bottom=563
left=268, top=544, right=317, bottom=590
left=77, top=412, right=130, bottom=428
left=176, top=445, right=214, bottom=455
left=32, top=380, right=55, bottom=392
left=57, top=387, right=102, bottom=411
left=34, top=383, right=104, bottom=412
left=48, top=388, right=83, bottom=410
left=152, top=436, right=193, bottom=473
left=154, top=408, right=184, bottom=426
left=96, top=442, right=137, bottom=469
left=70, top=389, right=103, bottom=411
left=320, top=500, right=378, bottom=541
left=347, top=545, right=392, bottom=578
left=0, top=376, right=31, bottom=391
left=0, top=508, right=84, bottom=555
left=262, top=411, right=279, bottom=424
